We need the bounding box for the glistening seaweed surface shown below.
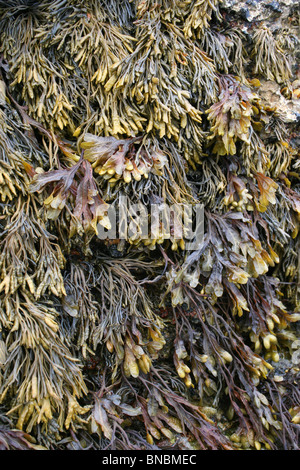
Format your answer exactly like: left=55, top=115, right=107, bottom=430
left=0, top=0, right=299, bottom=450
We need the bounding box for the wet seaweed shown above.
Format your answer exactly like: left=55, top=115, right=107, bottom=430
left=0, top=0, right=299, bottom=451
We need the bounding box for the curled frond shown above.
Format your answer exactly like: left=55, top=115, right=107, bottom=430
left=206, top=75, right=255, bottom=156
left=252, top=27, right=292, bottom=84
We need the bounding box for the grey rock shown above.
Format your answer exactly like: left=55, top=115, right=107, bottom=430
left=259, top=80, right=300, bottom=123
left=222, top=0, right=297, bottom=27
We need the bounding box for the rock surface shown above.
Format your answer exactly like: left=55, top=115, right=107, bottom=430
left=259, top=80, right=300, bottom=123
left=222, top=0, right=298, bottom=27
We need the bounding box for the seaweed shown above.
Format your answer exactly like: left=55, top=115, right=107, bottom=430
left=0, top=0, right=299, bottom=451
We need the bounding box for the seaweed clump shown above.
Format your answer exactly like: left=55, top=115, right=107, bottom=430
left=0, top=0, right=299, bottom=451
